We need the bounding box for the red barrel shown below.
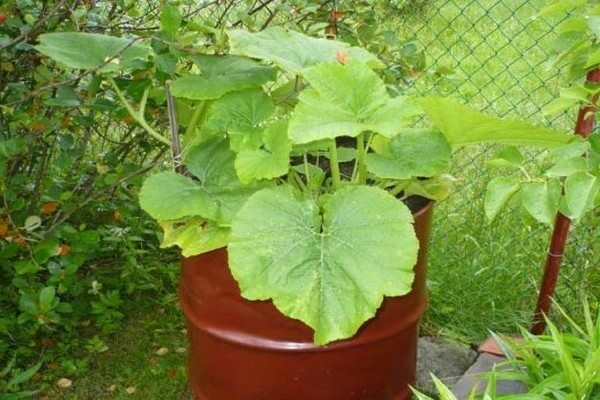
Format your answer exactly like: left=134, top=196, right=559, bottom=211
left=179, top=202, right=433, bottom=400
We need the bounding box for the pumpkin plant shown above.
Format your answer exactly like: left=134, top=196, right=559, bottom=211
left=36, top=26, right=572, bottom=345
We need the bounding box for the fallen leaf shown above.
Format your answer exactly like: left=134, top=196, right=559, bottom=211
left=41, top=201, right=59, bottom=214
left=155, top=347, right=169, bottom=356
left=57, top=378, right=72, bottom=389
left=126, top=386, right=136, bottom=394
left=59, top=244, right=71, bottom=256
left=113, top=210, right=122, bottom=221
left=0, top=221, right=8, bottom=237
left=175, top=347, right=186, bottom=354
left=107, top=384, right=116, bottom=392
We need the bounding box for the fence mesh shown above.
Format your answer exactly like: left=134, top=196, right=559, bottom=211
left=373, top=0, right=597, bottom=338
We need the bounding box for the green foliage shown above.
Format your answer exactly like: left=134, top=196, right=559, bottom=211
left=34, top=16, right=572, bottom=344
left=541, top=0, right=600, bottom=114
left=420, top=97, right=571, bottom=148
left=228, top=27, right=384, bottom=74
left=35, top=33, right=150, bottom=72
left=228, top=185, right=418, bottom=344
left=498, top=299, right=600, bottom=399
left=483, top=136, right=600, bottom=224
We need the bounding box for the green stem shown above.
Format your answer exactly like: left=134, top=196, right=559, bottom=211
left=109, top=78, right=170, bottom=146
left=329, top=139, right=341, bottom=190
left=389, top=180, right=409, bottom=197
left=303, top=154, right=311, bottom=184
left=185, top=101, right=207, bottom=138
left=355, top=133, right=367, bottom=184
left=289, top=168, right=308, bottom=192
left=139, top=87, right=149, bottom=120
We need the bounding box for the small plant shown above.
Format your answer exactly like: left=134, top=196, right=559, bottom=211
left=0, top=356, right=42, bottom=399
left=496, top=299, right=600, bottom=399
left=35, top=26, right=573, bottom=345
left=412, top=299, right=600, bottom=400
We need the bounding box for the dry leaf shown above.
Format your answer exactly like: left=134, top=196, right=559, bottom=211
left=155, top=347, right=169, bottom=356
left=41, top=201, right=59, bottom=214
left=57, top=378, right=72, bottom=389
left=126, top=386, right=136, bottom=394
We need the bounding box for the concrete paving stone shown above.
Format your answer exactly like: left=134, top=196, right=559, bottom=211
left=451, top=353, right=528, bottom=399
left=416, top=337, right=478, bottom=395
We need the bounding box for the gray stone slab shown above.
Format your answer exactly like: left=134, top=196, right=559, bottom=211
left=452, top=353, right=528, bottom=399
left=416, top=337, right=478, bottom=395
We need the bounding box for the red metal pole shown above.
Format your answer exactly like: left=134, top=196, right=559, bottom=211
left=530, top=68, right=600, bottom=335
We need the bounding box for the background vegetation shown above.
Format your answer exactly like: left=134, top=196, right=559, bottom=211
left=0, top=0, right=597, bottom=398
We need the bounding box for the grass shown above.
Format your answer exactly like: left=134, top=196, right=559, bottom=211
left=38, top=300, right=191, bottom=400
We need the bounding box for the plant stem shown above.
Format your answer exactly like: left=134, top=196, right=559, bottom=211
left=289, top=168, right=308, bottom=192
left=356, top=133, right=367, bottom=184
left=185, top=101, right=207, bottom=139
left=108, top=77, right=170, bottom=146
left=329, top=139, right=341, bottom=189
left=303, top=154, right=311, bottom=183
left=389, top=180, right=409, bottom=197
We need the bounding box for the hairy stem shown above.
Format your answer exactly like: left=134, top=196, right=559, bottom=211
left=185, top=101, right=207, bottom=139
left=329, top=139, right=341, bottom=189
left=108, top=77, right=170, bottom=145
left=355, top=133, right=367, bottom=184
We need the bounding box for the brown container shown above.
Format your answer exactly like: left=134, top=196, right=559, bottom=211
left=179, top=202, right=433, bottom=400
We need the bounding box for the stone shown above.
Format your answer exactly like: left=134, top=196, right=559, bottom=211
left=416, top=337, right=478, bottom=395
left=452, top=353, right=528, bottom=399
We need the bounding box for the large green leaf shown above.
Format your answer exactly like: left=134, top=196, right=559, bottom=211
left=484, top=177, right=521, bottom=222
left=228, top=27, right=383, bottom=75
left=485, top=146, right=525, bottom=169
left=365, top=130, right=451, bottom=179
left=140, top=138, right=264, bottom=225
left=563, top=171, right=599, bottom=219
left=289, top=61, right=418, bottom=143
left=520, top=180, right=561, bottom=225
left=36, top=33, right=149, bottom=72
left=545, top=157, right=588, bottom=177
left=235, top=121, right=292, bottom=183
left=420, top=97, right=571, bottom=148
left=228, top=185, right=419, bottom=344
left=204, top=88, right=275, bottom=134
left=171, top=55, right=276, bottom=100
left=138, top=172, right=219, bottom=221
left=183, top=138, right=266, bottom=223
left=159, top=218, right=229, bottom=257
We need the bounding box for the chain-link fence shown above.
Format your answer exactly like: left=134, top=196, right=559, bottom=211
left=375, top=0, right=597, bottom=338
